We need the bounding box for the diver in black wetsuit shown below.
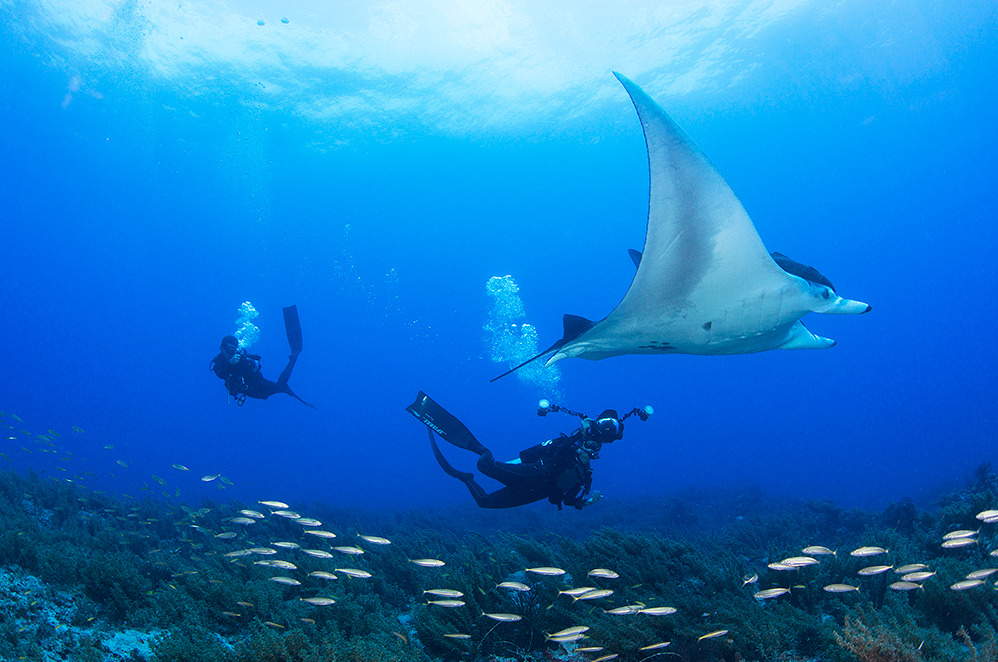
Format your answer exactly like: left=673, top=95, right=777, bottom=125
left=210, top=305, right=316, bottom=409
left=406, top=392, right=652, bottom=510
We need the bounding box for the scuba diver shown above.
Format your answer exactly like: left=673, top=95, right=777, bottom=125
left=210, top=305, right=316, bottom=409
left=406, top=392, right=652, bottom=510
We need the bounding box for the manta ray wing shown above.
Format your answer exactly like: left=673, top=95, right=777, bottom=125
left=545, top=73, right=850, bottom=364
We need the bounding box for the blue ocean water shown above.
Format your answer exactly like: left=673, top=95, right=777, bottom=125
left=1, top=0, right=996, bottom=516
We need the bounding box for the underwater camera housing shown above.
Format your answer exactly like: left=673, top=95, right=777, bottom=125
left=595, top=414, right=622, bottom=439
left=536, top=399, right=654, bottom=445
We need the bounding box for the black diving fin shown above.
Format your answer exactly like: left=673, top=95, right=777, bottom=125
left=427, top=429, right=475, bottom=482
left=406, top=391, right=487, bottom=454
left=286, top=387, right=317, bottom=410
left=283, top=305, right=303, bottom=357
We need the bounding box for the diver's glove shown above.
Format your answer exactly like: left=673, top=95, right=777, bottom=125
left=228, top=349, right=243, bottom=365
left=583, top=491, right=603, bottom=507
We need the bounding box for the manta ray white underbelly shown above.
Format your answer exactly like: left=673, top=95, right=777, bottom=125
left=493, top=73, right=870, bottom=381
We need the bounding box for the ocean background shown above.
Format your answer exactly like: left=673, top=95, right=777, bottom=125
left=6, top=3, right=998, bottom=661
left=2, top=0, right=997, bottom=521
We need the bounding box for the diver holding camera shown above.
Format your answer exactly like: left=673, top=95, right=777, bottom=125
left=406, top=392, right=653, bottom=510
left=209, top=305, right=316, bottom=409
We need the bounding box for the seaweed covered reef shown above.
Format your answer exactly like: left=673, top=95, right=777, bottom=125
left=3, top=461, right=998, bottom=662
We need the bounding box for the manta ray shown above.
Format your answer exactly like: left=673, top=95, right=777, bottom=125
left=494, top=72, right=870, bottom=381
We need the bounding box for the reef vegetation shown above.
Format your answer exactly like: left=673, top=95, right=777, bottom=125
left=4, top=413, right=998, bottom=662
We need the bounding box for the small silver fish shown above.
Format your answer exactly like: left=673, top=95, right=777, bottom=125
left=268, top=576, right=301, bottom=586
left=755, top=588, right=791, bottom=599
left=574, top=589, right=613, bottom=601
left=497, top=581, right=531, bottom=592
left=424, top=589, right=464, bottom=598
left=895, top=563, right=928, bottom=574
left=639, top=606, right=677, bottom=615
left=335, top=568, right=372, bottom=578
left=941, top=538, right=977, bottom=549
left=525, top=566, right=564, bottom=576
left=890, top=581, right=922, bottom=591
left=559, top=587, right=598, bottom=597
left=308, top=571, right=338, bottom=580
left=903, top=571, right=935, bottom=582
left=802, top=545, right=835, bottom=556
left=781, top=556, right=819, bottom=567
left=549, top=633, right=587, bottom=643
left=966, top=568, right=998, bottom=580
left=410, top=558, right=445, bottom=567
left=259, top=500, right=290, bottom=509
left=950, top=579, right=984, bottom=591
left=427, top=599, right=465, bottom=608
left=850, top=546, right=888, bottom=557
left=332, top=546, right=365, bottom=555
left=358, top=534, right=391, bottom=545
left=300, top=597, right=335, bottom=606
left=857, top=565, right=893, bottom=576
left=943, top=529, right=979, bottom=540
left=301, top=549, right=334, bottom=559
left=587, top=568, right=619, bottom=579
left=699, top=630, right=729, bottom=641
left=255, top=560, right=297, bottom=570
left=823, top=584, right=860, bottom=593
left=482, top=612, right=522, bottom=622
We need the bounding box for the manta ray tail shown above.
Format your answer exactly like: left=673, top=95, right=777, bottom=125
left=489, top=314, right=596, bottom=382
left=489, top=339, right=564, bottom=382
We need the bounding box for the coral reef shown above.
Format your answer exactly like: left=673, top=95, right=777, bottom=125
left=3, top=457, right=998, bottom=662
